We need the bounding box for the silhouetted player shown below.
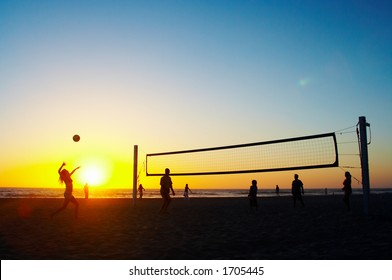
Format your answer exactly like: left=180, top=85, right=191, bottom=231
left=292, top=174, right=304, bottom=207
left=52, top=162, right=80, bottom=218
left=159, top=168, right=175, bottom=214
left=342, top=171, right=352, bottom=210
left=183, top=183, right=192, bottom=200
left=138, top=184, right=145, bottom=199
left=248, top=180, right=258, bottom=211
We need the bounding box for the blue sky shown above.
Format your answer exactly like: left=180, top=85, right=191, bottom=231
left=0, top=0, right=391, bottom=189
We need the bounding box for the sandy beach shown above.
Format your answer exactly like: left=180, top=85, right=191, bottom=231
left=1, top=194, right=391, bottom=260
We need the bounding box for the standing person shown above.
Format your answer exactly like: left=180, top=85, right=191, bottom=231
left=183, top=184, right=192, bottom=200
left=84, top=183, right=89, bottom=199
left=138, top=184, right=145, bottom=199
left=342, top=171, right=352, bottom=211
left=292, top=174, right=305, bottom=207
left=51, top=162, right=80, bottom=219
left=276, top=185, right=280, bottom=196
left=159, top=168, right=175, bottom=214
left=248, top=180, right=258, bottom=212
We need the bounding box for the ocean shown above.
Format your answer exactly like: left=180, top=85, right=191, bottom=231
left=0, top=187, right=391, bottom=199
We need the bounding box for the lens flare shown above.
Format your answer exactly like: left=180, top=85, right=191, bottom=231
left=298, top=77, right=311, bottom=87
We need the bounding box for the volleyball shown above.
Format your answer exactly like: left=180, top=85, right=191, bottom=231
left=73, top=134, right=80, bottom=142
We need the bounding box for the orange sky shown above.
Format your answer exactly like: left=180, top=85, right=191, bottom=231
left=0, top=134, right=387, bottom=191
left=1, top=1, right=391, bottom=190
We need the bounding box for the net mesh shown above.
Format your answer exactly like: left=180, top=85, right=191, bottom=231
left=146, top=133, right=338, bottom=176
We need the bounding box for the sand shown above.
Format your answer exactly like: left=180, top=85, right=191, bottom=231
left=1, top=194, right=391, bottom=260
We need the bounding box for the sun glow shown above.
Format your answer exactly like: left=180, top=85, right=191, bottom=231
left=76, top=156, right=113, bottom=187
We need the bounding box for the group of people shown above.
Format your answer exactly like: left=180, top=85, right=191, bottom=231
left=51, top=162, right=353, bottom=219
left=247, top=174, right=305, bottom=212
left=51, top=164, right=193, bottom=218
left=247, top=172, right=353, bottom=212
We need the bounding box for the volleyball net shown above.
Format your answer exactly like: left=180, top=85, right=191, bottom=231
left=146, top=132, right=339, bottom=176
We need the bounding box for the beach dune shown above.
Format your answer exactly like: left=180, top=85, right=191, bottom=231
left=1, top=194, right=391, bottom=259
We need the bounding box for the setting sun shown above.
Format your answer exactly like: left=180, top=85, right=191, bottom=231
left=76, top=156, right=112, bottom=187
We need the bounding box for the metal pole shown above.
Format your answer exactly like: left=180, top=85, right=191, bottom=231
left=359, top=116, right=370, bottom=215
left=133, top=145, right=138, bottom=206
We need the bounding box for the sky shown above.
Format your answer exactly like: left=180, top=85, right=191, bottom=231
left=0, top=0, right=391, bottom=191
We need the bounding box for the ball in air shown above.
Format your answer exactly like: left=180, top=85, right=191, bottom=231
left=73, top=134, right=80, bottom=142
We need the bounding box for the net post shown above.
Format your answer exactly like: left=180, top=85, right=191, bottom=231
left=133, top=145, right=138, bottom=206
left=359, top=116, right=370, bottom=215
